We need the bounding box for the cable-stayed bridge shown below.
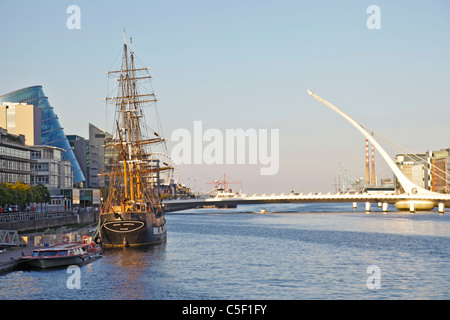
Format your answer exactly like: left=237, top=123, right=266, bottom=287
left=164, top=90, right=450, bottom=214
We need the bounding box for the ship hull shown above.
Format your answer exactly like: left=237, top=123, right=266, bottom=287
left=26, top=255, right=86, bottom=269
left=99, top=211, right=167, bottom=247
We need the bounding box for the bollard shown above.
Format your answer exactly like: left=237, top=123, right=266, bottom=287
left=353, top=202, right=357, bottom=210
left=382, top=202, right=388, bottom=214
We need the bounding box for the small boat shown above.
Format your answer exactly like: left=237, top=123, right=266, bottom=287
left=22, top=240, right=102, bottom=269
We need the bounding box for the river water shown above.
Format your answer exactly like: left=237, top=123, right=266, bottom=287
left=1, top=203, right=450, bottom=300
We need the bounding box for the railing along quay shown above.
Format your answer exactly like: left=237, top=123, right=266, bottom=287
left=0, top=211, right=74, bottom=223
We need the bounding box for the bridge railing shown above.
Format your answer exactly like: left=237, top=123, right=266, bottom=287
left=0, top=230, right=19, bottom=247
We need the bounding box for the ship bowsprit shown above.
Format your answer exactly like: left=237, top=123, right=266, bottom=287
left=99, top=211, right=167, bottom=247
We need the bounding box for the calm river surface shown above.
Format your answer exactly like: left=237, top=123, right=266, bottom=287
left=1, top=203, right=450, bottom=300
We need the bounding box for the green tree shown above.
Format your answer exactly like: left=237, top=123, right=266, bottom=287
left=0, top=182, right=51, bottom=212
left=31, top=184, right=51, bottom=211
left=0, top=183, right=14, bottom=208
left=11, top=181, right=32, bottom=209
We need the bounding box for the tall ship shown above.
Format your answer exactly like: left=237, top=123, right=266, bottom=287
left=99, top=33, right=172, bottom=247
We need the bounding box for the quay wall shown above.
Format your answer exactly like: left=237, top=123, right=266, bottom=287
left=0, top=212, right=98, bottom=233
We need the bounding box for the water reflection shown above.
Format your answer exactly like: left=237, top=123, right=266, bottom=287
left=100, top=243, right=167, bottom=299
left=0, top=271, right=43, bottom=299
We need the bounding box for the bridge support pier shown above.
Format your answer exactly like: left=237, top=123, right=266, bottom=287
left=394, top=200, right=435, bottom=211
left=410, top=202, right=415, bottom=214
left=382, top=202, right=389, bottom=213
left=438, top=202, right=445, bottom=214
left=365, top=202, right=371, bottom=213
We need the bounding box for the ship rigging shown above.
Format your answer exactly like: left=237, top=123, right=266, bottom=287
left=99, top=32, right=173, bottom=247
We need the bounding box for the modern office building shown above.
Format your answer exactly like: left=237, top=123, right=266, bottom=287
left=67, top=135, right=89, bottom=187
left=88, top=123, right=114, bottom=188
left=30, top=145, right=72, bottom=194
left=0, top=127, right=33, bottom=184
left=395, top=150, right=450, bottom=193
left=0, top=102, right=42, bottom=145
left=431, top=149, right=450, bottom=193
left=0, top=86, right=85, bottom=184
left=395, top=152, right=432, bottom=191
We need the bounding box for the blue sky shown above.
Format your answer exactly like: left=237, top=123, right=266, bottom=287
left=1, top=0, right=449, bottom=193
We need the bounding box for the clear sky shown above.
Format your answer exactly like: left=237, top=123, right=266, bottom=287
left=1, top=0, right=449, bottom=193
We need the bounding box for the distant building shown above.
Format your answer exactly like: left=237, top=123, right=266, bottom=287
left=380, top=178, right=394, bottom=187
left=67, top=135, right=89, bottom=187
left=431, top=148, right=450, bottom=193
left=0, top=86, right=85, bottom=184
left=395, top=149, right=450, bottom=193
left=88, top=123, right=118, bottom=188
left=88, top=124, right=110, bottom=188
left=30, top=145, right=72, bottom=194
left=0, top=127, right=33, bottom=184
left=65, top=188, right=101, bottom=210
left=395, top=152, right=432, bottom=191
left=67, top=124, right=118, bottom=188
left=0, top=102, right=42, bottom=145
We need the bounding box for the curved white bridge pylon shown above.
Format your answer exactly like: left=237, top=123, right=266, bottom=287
left=307, top=89, right=437, bottom=197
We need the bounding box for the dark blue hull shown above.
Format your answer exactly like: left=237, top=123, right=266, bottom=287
left=100, top=211, right=167, bottom=247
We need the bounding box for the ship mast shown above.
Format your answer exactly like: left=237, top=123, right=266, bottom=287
left=101, top=32, right=173, bottom=214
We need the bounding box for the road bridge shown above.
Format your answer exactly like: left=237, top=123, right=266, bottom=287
left=163, top=192, right=450, bottom=213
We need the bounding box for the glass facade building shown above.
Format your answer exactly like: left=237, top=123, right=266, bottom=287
left=0, top=86, right=85, bottom=184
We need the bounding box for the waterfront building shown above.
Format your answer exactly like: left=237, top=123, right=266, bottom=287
left=0, top=102, right=42, bottom=145
left=30, top=145, right=72, bottom=194
left=88, top=123, right=115, bottom=188
left=0, top=127, right=33, bottom=184
left=0, top=86, right=85, bottom=184
left=67, top=135, right=89, bottom=187
left=395, top=150, right=450, bottom=193
left=395, top=152, right=432, bottom=191
left=62, top=188, right=101, bottom=211
left=68, top=124, right=118, bottom=188
left=431, top=148, right=450, bottom=193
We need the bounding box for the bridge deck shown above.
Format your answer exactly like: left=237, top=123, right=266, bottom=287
left=163, top=193, right=450, bottom=212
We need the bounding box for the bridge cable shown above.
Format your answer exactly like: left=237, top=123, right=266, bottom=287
left=360, top=124, right=450, bottom=186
